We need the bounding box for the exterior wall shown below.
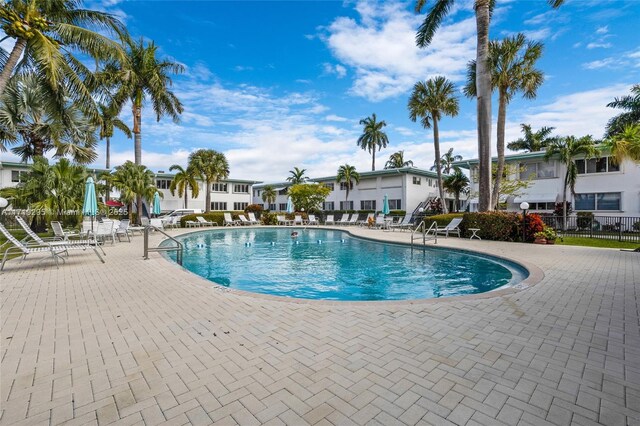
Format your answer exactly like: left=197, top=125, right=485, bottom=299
left=462, top=154, right=640, bottom=217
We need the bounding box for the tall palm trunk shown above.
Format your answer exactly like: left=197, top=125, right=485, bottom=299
left=475, top=1, right=493, bottom=212
left=432, top=118, right=448, bottom=214
left=562, top=174, right=569, bottom=231
left=0, top=39, right=27, bottom=95
left=205, top=179, right=211, bottom=212
left=184, top=191, right=188, bottom=209
left=132, top=104, right=143, bottom=223
left=371, top=146, right=376, bottom=171
left=492, top=90, right=507, bottom=208
left=106, top=137, right=111, bottom=169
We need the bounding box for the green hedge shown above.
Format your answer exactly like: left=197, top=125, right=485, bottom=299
left=180, top=211, right=246, bottom=227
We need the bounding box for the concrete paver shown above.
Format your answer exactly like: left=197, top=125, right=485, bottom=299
left=1, top=226, right=639, bottom=425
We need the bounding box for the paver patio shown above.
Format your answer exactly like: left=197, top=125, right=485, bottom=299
left=1, top=226, right=639, bottom=425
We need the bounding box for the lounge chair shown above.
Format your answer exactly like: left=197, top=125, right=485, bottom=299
left=95, top=221, right=116, bottom=245
left=162, top=216, right=180, bottom=229
left=338, top=214, right=350, bottom=226
left=51, top=221, right=79, bottom=241
left=325, top=215, right=335, bottom=225
left=1, top=222, right=104, bottom=271
left=358, top=213, right=375, bottom=227
left=277, top=215, right=293, bottom=226
left=238, top=215, right=252, bottom=226
left=375, top=214, right=388, bottom=229
left=247, top=213, right=261, bottom=225
left=185, top=219, right=201, bottom=228
left=293, top=215, right=304, bottom=226
left=348, top=213, right=359, bottom=225
left=389, top=213, right=413, bottom=232
left=224, top=213, right=241, bottom=226
left=197, top=216, right=218, bottom=227
left=307, top=215, right=319, bottom=226
left=115, top=219, right=132, bottom=242
left=436, top=217, right=463, bottom=237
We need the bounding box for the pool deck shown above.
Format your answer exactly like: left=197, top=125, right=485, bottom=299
left=1, top=226, right=639, bottom=425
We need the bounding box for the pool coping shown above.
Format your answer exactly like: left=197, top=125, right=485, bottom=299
left=157, top=225, right=546, bottom=306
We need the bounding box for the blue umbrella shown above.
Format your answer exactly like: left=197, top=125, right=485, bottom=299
left=382, top=194, right=390, bottom=215
left=152, top=191, right=161, bottom=216
left=286, top=197, right=294, bottom=213
left=82, top=177, right=98, bottom=232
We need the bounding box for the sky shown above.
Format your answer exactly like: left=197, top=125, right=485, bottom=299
left=1, top=0, right=639, bottom=182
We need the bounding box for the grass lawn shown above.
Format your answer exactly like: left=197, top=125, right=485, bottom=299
left=557, top=236, right=640, bottom=250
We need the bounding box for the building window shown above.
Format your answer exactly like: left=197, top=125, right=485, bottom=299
left=234, top=202, right=248, bottom=210
left=413, top=177, right=421, bottom=185
left=11, top=170, right=27, bottom=183
left=339, top=182, right=354, bottom=190
left=519, top=161, right=556, bottom=180
left=360, top=200, right=376, bottom=210
left=323, top=201, right=334, bottom=211
left=211, top=183, right=228, bottom=192
left=233, top=184, right=249, bottom=193
left=279, top=203, right=287, bottom=211
left=268, top=203, right=276, bottom=210
left=339, top=201, right=354, bottom=210
left=575, top=192, right=621, bottom=211
left=528, top=202, right=555, bottom=211
left=156, top=179, right=171, bottom=189
left=254, top=189, right=260, bottom=197
left=575, top=157, right=620, bottom=174
left=210, top=202, right=227, bottom=211
left=324, top=183, right=335, bottom=191
left=389, top=199, right=401, bottom=210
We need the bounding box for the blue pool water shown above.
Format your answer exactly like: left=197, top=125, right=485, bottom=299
left=164, top=228, right=527, bottom=301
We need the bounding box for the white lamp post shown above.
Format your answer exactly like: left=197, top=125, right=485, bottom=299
left=0, top=197, right=8, bottom=209
left=520, top=202, right=529, bottom=242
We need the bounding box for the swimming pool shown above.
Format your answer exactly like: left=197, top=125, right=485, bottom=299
left=164, top=228, right=528, bottom=301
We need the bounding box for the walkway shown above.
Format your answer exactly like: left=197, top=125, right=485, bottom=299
left=1, top=227, right=638, bottom=425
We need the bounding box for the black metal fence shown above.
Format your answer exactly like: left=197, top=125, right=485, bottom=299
left=541, top=215, right=640, bottom=242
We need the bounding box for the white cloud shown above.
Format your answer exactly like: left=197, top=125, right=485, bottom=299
left=586, top=42, right=612, bottom=49
left=322, top=63, right=347, bottom=78
left=321, top=1, right=476, bottom=101
left=325, top=114, right=348, bottom=122
left=596, top=25, right=609, bottom=34
left=582, top=47, right=640, bottom=69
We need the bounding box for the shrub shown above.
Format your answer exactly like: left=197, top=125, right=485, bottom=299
left=576, top=212, right=594, bottom=230
left=245, top=204, right=264, bottom=214
left=389, top=210, right=406, bottom=217
left=261, top=212, right=278, bottom=225
left=461, top=212, right=521, bottom=241
left=633, top=221, right=640, bottom=231
left=554, top=201, right=572, bottom=217
left=523, top=213, right=545, bottom=242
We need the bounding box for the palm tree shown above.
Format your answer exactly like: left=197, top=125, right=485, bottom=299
left=287, top=167, right=307, bottom=184
left=189, top=149, right=229, bottom=213
left=602, top=124, right=640, bottom=164
left=111, top=161, right=158, bottom=223
left=0, top=0, right=126, bottom=107
left=168, top=164, right=199, bottom=209
left=443, top=167, right=470, bottom=212
left=357, top=113, right=389, bottom=171
left=408, top=76, right=459, bottom=214
left=464, top=33, right=544, bottom=208
left=415, top=0, right=564, bottom=211
left=261, top=185, right=277, bottom=209
left=106, top=37, right=184, bottom=166
left=97, top=103, right=131, bottom=170
left=335, top=164, right=360, bottom=208
left=507, top=124, right=557, bottom=152
left=385, top=151, right=414, bottom=169
left=605, top=84, right=640, bottom=137
left=431, top=147, right=462, bottom=174
left=0, top=73, right=98, bottom=163
left=544, top=135, right=598, bottom=230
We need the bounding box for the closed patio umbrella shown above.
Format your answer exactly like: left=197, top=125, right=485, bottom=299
left=83, top=177, right=98, bottom=232
left=152, top=191, right=161, bottom=217
left=382, top=194, right=390, bottom=216
left=286, top=197, right=294, bottom=213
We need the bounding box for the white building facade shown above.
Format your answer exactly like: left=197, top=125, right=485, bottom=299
left=253, top=168, right=446, bottom=214
left=455, top=151, right=640, bottom=217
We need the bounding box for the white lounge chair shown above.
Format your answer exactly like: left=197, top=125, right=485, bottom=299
left=358, top=213, right=375, bottom=227
left=224, top=213, right=241, bottom=226
left=185, top=219, right=201, bottom=228
left=162, top=216, right=180, bottom=229
left=338, top=214, right=350, bottom=226
left=307, top=215, right=319, bottom=226
left=277, top=215, right=293, bottom=226
left=197, top=216, right=218, bottom=226
left=238, top=215, right=252, bottom=226
left=325, top=215, right=335, bottom=225
left=50, top=221, right=79, bottom=241
left=247, top=213, right=261, bottom=225
left=95, top=220, right=116, bottom=245
left=348, top=213, right=359, bottom=226
left=114, top=219, right=132, bottom=242
left=375, top=214, right=387, bottom=229
left=1, top=222, right=104, bottom=271
left=293, top=215, right=304, bottom=226
left=389, top=213, right=413, bottom=232
left=436, top=217, right=463, bottom=237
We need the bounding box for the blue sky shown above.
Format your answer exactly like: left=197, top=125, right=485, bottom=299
left=2, top=0, right=639, bottom=181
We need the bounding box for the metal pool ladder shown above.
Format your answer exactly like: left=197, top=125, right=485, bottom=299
left=411, top=220, right=438, bottom=246
left=143, top=226, right=183, bottom=265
